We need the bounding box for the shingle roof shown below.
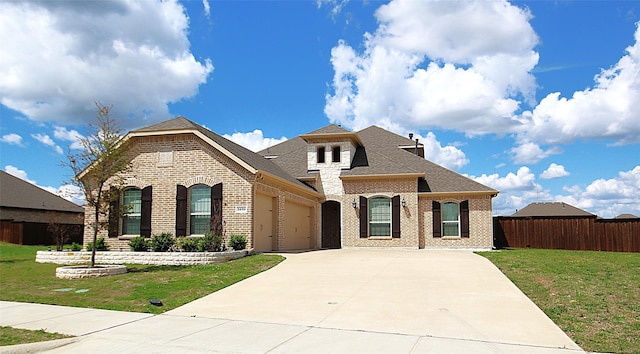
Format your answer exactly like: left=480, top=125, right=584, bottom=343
left=0, top=171, right=84, bottom=213
left=512, top=202, right=595, bottom=217
left=259, top=124, right=497, bottom=194
left=131, top=117, right=314, bottom=191
left=615, top=213, right=639, bottom=219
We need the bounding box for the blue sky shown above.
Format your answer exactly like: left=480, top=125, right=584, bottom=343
left=1, top=0, right=638, bottom=217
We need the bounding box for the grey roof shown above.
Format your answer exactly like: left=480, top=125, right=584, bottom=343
left=0, top=171, right=84, bottom=213
left=259, top=125, right=497, bottom=194
left=512, top=202, right=595, bottom=217
left=132, top=117, right=314, bottom=191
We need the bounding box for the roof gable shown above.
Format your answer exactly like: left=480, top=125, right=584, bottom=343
left=0, top=171, right=83, bottom=212
left=130, top=117, right=315, bottom=193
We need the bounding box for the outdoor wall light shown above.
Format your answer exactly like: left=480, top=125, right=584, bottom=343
left=401, top=198, right=407, bottom=207
left=352, top=199, right=357, bottom=208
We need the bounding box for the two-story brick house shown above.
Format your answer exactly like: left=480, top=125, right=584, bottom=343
left=81, top=117, right=498, bottom=251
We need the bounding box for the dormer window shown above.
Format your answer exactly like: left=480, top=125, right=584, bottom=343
left=317, top=146, right=326, bottom=163
left=332, top=146, right=341, bottom=162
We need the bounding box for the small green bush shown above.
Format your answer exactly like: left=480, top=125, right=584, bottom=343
left=128, top=236, right=150, bottom=252
left=198, top=232, right=225, bottom=252
left=70, top=242, right=82, bottom=251
left=86, top=237, right=109, bottom=251
left=150, top=233, right=175, bottom=252
left=177, top=237, right=199, bottom=252
left=228, top=234, right=247, bottom=250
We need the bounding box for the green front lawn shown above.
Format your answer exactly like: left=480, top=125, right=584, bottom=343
left=479, top=248, right=640, bottom=354
left=0, top=326, right=72, bottom=347
left=0, top=242, right=284, bottom=314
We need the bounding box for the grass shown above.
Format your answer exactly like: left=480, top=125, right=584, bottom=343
left=478, top=248, right=640, bottom=354
left=0, top=242, right=284, bottom=314
left=0, top=326, right=72, bottom=346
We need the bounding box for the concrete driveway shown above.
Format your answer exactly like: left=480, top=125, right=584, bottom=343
left=168, top=249, right=581, bottom=351
left=2, top=249, right=583, bottom=353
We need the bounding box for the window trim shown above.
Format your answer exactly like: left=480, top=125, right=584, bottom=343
left=441, top=201, right=461, bottom=237
left=332, top=145, right=341, bottom=163
left=317, top=146, right=326, bottom=163
left=189, top=184, right=211, bottom=235
left=368, top=196, right=392, bottom=237
left=122, top=187, right=142, bottom=236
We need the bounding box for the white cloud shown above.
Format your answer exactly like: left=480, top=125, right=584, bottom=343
left=325, top=0, right=538, bottom=136
left=470, top=165, right=640, bottom=218
left=418, top=132, right=468, bottom=171
left=1, top=133, right=24, bottom=146
left=540, top=163, right=569, bottom=179
left=556, top=166, right=640, bottom=218
left=202, top=0, right=211, bottom=18
left=53, top=126, right=84, bottom=150
left=0, top=0, right=213, bottom=127
left=510, top=141, right=562, bottom=164
left=224, top=130, right=288, bottom=152
left=31, top=133, right=63, bottom=154
left=317, top=0, right=349, bottom=19
left=518, top=23, right=640, bottom=145
left=4, top=165, right=35, bottom=184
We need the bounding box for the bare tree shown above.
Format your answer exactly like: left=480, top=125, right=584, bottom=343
left=63, top=102, right=131, bottom=267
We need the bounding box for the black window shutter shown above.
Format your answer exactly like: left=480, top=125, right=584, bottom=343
left=108, top=187, right=120, bottom=238
left=140, top=186, right=152, bottom=237
left=359, top=196, right=368, bottom=238
left=175, top=185, right=187, bottom=236
left=210, top=183, right=223, bottom=235
left=460, top=200, right=470, bottom=238
left=392, top=195, right=401, bottom=238
left=432, top=201, right=441, bottom=238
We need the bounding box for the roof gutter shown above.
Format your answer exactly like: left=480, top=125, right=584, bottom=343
left=418, top=191, right=499, bottom=198
left=256, top=170, right=321, bottom=198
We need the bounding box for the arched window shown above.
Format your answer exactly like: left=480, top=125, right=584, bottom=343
left=190, top=185, right=211, bottom=235
left=369, top=197, right=391, bottom=237
left=442, top=202, right=460, bottom=237
left=122, top=188, right=141, bottom=235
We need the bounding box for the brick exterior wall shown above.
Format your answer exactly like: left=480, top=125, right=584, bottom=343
left=419, top=194, right=494, bottom=249
left=341, top=178, right=419, bottom=248
left=83, top=134, right=255, bottom=250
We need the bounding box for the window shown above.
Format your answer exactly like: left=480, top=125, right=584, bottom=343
left=369, top=197, right=391, bottom=237
left=332, top=146, right=341, bottom=162
left=122, top=188, right=141, bottom=235
left=442, top=202, right=460, bottom=237
left=317, top=146, right=326, bottom=163
left=190, top=185, right=211, bottom=235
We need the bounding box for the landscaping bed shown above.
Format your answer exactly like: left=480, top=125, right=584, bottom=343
left=36, top=249, right=249, bottom=266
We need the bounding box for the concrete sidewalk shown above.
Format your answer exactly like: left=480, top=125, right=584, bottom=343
left=1, top=249, right=585, bottom=353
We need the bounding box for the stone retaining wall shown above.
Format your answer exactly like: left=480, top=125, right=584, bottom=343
left=36, top=250, right=249, bottom=266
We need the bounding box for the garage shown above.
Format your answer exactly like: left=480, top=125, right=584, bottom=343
left=282, top=200, right=312, bottom=250
left=253, top=193, right=275, bottom=252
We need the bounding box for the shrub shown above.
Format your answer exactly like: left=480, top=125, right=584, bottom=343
left=128, top=236, right=150, bottom=252
left=177, top=237, right=199, bottom=252
left=86, top=237, right=109, bottom=251
left=198, top=232, right=225, bottom=252
left=70, top=242, right=82, bottom=251
left=150, top=233, right=175, bottom=252
left=228, top=234, right=247, bottom=250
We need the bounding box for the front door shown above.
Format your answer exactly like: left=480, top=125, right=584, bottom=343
left=322, top=201, right=341, bottom=249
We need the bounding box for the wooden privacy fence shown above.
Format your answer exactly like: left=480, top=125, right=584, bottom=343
left=493, top=216, right=640, bottom=252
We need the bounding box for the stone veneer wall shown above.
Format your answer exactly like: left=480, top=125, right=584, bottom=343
left=36, top=250, right=248, bottom=266
left=419, top=194, right=494, bottom=249
left=341, top=178, right=419, bottom=248
left=82, top=134, right=254, bottom=251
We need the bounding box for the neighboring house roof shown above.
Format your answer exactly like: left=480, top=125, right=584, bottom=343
left=260, top=124, right=497, bottom=195
left=512, top=202, right=594, bottom=217
left=129, top=117, right=316, bottom=193
left=0, top=171, right=84, bottom=213
left=615, top=213, right=639, bottom=219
